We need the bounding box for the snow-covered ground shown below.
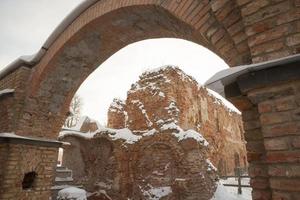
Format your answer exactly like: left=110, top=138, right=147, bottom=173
left=212, top=178, right=252, bottom=200
left=57, top=187, right=87, bottom=200
left=57, top=178, right=252, bottom=200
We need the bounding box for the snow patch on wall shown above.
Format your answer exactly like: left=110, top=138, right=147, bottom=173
left=131, top=100, right=153, bottom=127
left=206, top=88, right=241, bottom=114
left=206, top=159, right=217, bottom=172
left=160, top=122, right=209, bottom=147
left=107, top=128, right=142, bottom=144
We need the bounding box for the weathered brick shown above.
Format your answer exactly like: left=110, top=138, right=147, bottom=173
left=248, top=24, right=290, bottom=47
left=252, top=189, right=272, bottom=200
left=264, top=137, right=290, bottom=151
left=262, top=121, right=300, bottom=137
left=227, top=20, right=244, bottom=36
left=211, top=28, right=225, bottom=44
left=247, top=152, right=265, bottom=162
left=292, top=108, right=300, bottom=121
left=251, top=39, right=285, bottom=56
left=247, top=140, right=266, bottom=152
left=292, top=136, right=300, bottom=149
left=267, top=151, right=300, bottom=163
left=286, top=33, right=300, bottom=46
left=244, top=119, right=261, bottom=130
left=210, top=0, right=230, bottom=12
left=275, top=96, right=297, bottom=111
left=250, top=177, right=270, bottom=189
left=243, top=1, right=291, bottom=26
left=260, top=111, right=291, bottom=125
left=270, top=178, right=300, bottom=192
left=222, top=8, right=241, bottom=28
left=258, top=101, right=273, bottom=113
left=272, top=191, right=291, bottom=200
left=248, top=164, right=269, bottom=178
left=252, top=49, right=291, bottom=63
left=248, top=86, right=294, bottom=104
left=245, top=128, right=264, bottom=141
left=241, top=0, right=269, bottom=17
left=236, top=0, right=252, bottom=7
left=232, top=31, right=247, bottom=44
left=215, top=0, right=235, bottom=21
left=269, top=164, right=300, bottom=177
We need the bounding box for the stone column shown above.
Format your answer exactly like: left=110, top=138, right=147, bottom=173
left=225, top=59, right=300, bottom=199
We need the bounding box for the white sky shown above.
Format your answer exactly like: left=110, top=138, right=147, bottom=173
left=0, top=0, right=229, bottom=124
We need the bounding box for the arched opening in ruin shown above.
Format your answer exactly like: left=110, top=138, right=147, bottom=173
left=16, top=2, right=250, bottom=139
left=0, top=1, right=253, bottom=199
left=2, top=1, right=300, bottom=199
left=55, top=33, right=249, bottom=198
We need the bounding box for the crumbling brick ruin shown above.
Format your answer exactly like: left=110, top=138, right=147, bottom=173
left=59, top=66, right=247, bottom=199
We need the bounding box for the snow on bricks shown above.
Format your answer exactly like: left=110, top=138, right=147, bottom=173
left=108, top=66, right=247, bottom=174
left=59, top=66, right=247, bottom=200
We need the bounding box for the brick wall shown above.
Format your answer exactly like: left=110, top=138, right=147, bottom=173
left=238, top=0, right=300, bottom=63
left=61, top=132, right=217, bottom=199
left=247, top=80, right=300, bottom=199
left=1, top=0, right=300, bottom=199
left=0, top=66, right=31, bottom=133
left=0, top=142, right=58, bottom=200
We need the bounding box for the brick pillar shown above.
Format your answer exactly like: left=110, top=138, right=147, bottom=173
left=247, top=80, right=300, bottom=199
left=223, top=58, right=300, bottom=200
left=230, top=96, right=271, bottom=200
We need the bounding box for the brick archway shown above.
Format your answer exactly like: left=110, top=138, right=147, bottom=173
left=1, top=0, right=300, bottom=199
left=15, top=0, right=253, bottom=139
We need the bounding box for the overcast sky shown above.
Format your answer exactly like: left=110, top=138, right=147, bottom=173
left=0, top=0, right=229, bottom=124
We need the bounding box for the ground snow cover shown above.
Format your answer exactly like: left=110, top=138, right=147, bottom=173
left=212, top=178, right=252, bottom=200
left=57, top=187, right=87, bottom=200
left=140, top=185, right=172, bottom=200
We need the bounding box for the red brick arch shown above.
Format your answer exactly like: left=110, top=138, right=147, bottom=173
left=16, top=0, right=300, bottom=139
left=1, top=1, right=300, bottom=199
left=17, top=0, right=252, bottom=139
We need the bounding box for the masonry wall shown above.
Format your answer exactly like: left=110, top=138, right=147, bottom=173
left=0, top=142, right=58, bottom=200
left=0, top=1, right=300, bottom=200
left=61, top=132, right=217, bottom=200
left=247, top=80, right=300, bottom=199
left=107, top=67, right=247, bottom=176
left=0, top=66, right=31, bottom=133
